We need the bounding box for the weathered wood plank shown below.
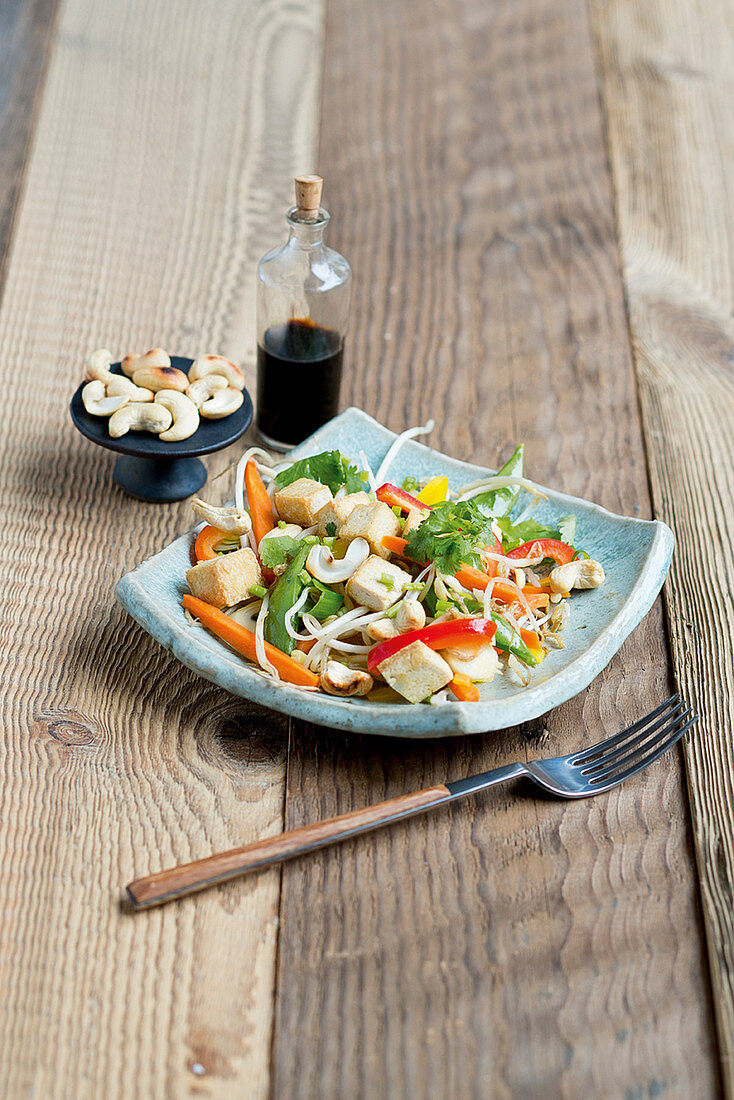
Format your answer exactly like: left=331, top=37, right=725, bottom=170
left=0, top=0, right=323, bottom=1096
left=0, top=0, right=58, bottom=284
left=270, top=0, right=719, bottom=1095
left=591, top=0, right=734, bottom=1090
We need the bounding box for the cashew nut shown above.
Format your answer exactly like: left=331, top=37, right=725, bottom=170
left=306, top=538, right=370, bottom=583
left=108, top=401, right=172, bottom=438
left=84, top=348, right=115, bottom=383
left=106, top=375, right=154, bottom=402
left=549, top=558, right=605, bottom=593
left=82, top=380, right=129, bottom=417
left=121, top=347, right=171, bottom=377
left=320, top=660, right=374, bottom=697
left=131, top=365, right=188, bottom=393
left=154, top=390, right=200, bottom=441
left=395, top=600, right=426, bottom=633
left=365, top=618, right=399, bottom=643
left=186, top=374, right=228, bottom=408
left=189, top=354, right=245, bottom=391
left=259, top=524, right=303, bottom=545
left=190, top=496, right=252, bottom=534
left=200, top=387, right=244, bottom=419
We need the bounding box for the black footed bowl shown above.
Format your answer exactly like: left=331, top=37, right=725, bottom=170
left=69, top=357, right=253, bottom=502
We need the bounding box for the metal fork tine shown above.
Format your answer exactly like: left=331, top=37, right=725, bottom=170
left=571, top=694, right=680, bottom=764
left=584, top=708, right=693, bottom=781
left=579, top=702, right=688, bottom=776
left=588, top=713, right=698, bottom=787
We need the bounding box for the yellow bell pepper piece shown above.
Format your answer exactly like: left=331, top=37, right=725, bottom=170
left=416, top=475, right=448, bottom=506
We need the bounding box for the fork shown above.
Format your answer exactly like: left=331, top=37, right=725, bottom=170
left=127, top=695, right=696, bottom=910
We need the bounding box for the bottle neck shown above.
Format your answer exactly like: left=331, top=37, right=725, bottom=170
left=286, top=207, right=329, bottom=249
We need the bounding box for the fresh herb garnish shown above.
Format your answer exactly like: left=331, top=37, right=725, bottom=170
left=258, top=534, right=302, bottom=569
left=274, top=450, right=365, bottom=494
left=405, top=500, right=497, bottom=574
left=471, top=444, right=524, bottom=518
left=325, top=521, right=337, bottom=537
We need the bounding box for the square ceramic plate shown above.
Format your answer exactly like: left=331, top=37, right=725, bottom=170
left=115, top=408, right=674, bottom=738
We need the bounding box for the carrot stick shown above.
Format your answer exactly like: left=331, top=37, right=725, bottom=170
left=382, top=534, right=409, bottom=557
left=448, top=674, right=480, bottom=702
left=245, top=459, right=276, bottom=546
left=182, top=595, right=319, bottom=687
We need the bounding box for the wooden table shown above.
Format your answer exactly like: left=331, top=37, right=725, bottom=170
left=1, top=0, right=732, bottom=1096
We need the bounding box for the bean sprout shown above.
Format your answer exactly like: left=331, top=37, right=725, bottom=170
left=374, top=419, right=434, bottom=485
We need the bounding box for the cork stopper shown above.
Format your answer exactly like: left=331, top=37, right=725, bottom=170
left=294, top=175, right=323, bottom=221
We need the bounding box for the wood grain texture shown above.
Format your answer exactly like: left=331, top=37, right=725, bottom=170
left=269, top=0, right=720, bottom=1095
left=0, top=0, right=58, bottom=287
left=0, top=0, right=323, bottom=1096
left=591, top=0, right=734, bottom=1090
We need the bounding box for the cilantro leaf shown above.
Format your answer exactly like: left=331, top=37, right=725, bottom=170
left=558, top=514, right=576, bottom=545
left=258, top=535, right=302, bottom=569
left=471, top=444, right=524, bottom=518
left=405, top=500, right=497, bottom=574
left=495, top=516, right=561, bottom=551
left=274, top=450, right=366, bottom=495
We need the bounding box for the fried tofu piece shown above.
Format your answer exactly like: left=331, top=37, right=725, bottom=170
left=345, top=555, right=413, bottom=612
left=315, top=491, right=371, bottom=536
left=186, top=547, right=263, bottom=609
left=340, top=500, right=400, bottom=559
left=274, top=478, right=333, bottom=526
left=402, top=508, right=428, bottom=537
left=376, top=640, right=453, bottom=703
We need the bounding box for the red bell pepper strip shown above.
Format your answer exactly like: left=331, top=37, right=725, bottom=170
left=376, top=483, right=430, bottom=515
left=195, top=525, right=231, bottom=561
left=368, top=617, right=496, bottom=672
left=506, top=539, right=574, bottom=565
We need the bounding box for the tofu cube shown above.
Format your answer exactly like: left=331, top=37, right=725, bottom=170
left=315, top=491, right=371, bottom=536
left=402, top=507, right=428, bottom=537
left=186, top=547, right=263, bottom=609
left=376, top=640, right=454, bottom=703
left=345, top=555, right=413, bottom=612
left=274, top=478, right=333, bottom=526
left=340, top=501, right=400, bottom=558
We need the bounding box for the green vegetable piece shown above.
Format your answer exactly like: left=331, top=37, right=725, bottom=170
left=472, top=444, right=524, bottom=518
left=273, top=450, right=365, bottom=494
left=380, top=573, right=395, bottom=590
left=308, top=583, right=343, bottom=622
left=494, top=516, right=563, bottom=552
left=558, top=514, right=576, bottom=546
left=490, top=610, right=538, bottom=667
left=325, top=521, right=338, bottom=537
left=264, top=543, right=310, bottom=654
left=259, top=535, right=302, bottom=569
left=402, top=475, right=420, bottom=493
left=405, top=499, right=497, bottom=574
left=249, top=584, right=268, bottom=599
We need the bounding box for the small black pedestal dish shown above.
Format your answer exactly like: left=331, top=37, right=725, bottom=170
left=70, top=357, right=253, bottom=502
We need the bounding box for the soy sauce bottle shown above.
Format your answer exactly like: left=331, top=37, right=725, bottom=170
left=256, top=175, right=351, bottom=450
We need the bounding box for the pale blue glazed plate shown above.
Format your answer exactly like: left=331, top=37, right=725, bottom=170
left=115, top=408, right=674, bottom=737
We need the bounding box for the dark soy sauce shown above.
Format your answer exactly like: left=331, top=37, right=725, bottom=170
left=256, top=318, right=343, bottom=448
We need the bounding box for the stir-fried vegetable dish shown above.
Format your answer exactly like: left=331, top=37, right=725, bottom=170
left=182, top=429, right=605, bottom=704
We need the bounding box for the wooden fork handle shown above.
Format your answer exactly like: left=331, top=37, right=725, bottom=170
left=127, top=783, right=452, bottom=910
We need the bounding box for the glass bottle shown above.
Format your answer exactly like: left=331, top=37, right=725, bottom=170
left=256, top=175, right=351, bottom=450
